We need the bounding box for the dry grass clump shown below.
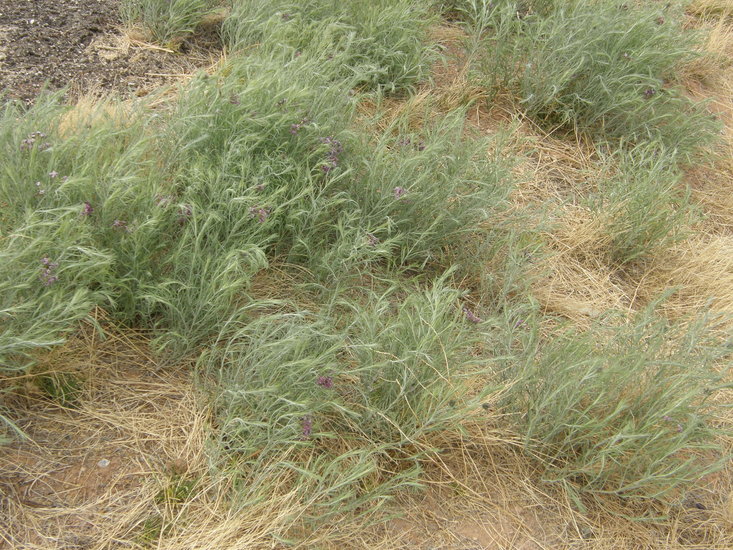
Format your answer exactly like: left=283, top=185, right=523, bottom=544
left=1, top=321, right=350, bottom=549
left=532, top=206, right=630, bottom=325
left=359, top=419, right=733, bottom=550
left=687, top=0, right=733, bottom=18
left=633, top=235, right=733, bottom=327
left=686, top=163, right=733, bottom=235
left=508, top=119, right=602, bottom=207
left=0, top=323, right=208, bottom=548
left=680, top=12, right=733, bottom=89
left=57, top=93, right=140, bottom=137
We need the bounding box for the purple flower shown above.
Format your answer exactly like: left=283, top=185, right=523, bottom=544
left=301, top=415, right=313, bottom=440
left=290, top=117, right=310, bottom=135
left=39, top=257, right=59, bottom=286
left=177, top=204, right=193, bottom=225
left=20, top=131, right=48, bottom=151
left=366, top=233, right=380, bottom=247
left=48, top=171, right=59, bottom=178
left=316, top=376, right=334, bottom=389
left=81, top=201, right=94, bottom=216
left=643, top=88, right=657, bottom=99
left=319, top=136, right=344, bottom=173
left=41, top=274, right=59, bottom=286
left=112, top=219, right=127, bottom=230
left=393, top=186, right=407, bottom=199
left=462, top=306, right=482, bottom=324
left=249, top=206, right=271, bottom=223
left=397, top=137, right=425, bottom=151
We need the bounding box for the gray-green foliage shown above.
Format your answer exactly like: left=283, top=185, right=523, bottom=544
left=223, top=0, right=436, bottom=93
left=329, top=109, right=511, bottom=269
left=590, top=143, right=695, bottom=265
left=204, top=279, right=489, bottom=523
left=471, top=1, right=719, bottom=157
left=120, top=0, right=217, bottom=45
left=495, top=304, right=731, bottom=508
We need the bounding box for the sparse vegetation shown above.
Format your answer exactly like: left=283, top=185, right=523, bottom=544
left=2, top=0, right=733, bottom=547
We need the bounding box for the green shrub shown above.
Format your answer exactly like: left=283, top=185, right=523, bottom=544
left=322, top=108, right=512, bottom=269
left=589, top=143, right=695, bottom=265
left=495, top=304, right=731, bottom=511
left=473, top=1, right=719, bottom=157
left=203, top=278, right=489, bottom=526
left=121, top=0, right=216, bottom=46
left=222, top=0, right=436, bottom=93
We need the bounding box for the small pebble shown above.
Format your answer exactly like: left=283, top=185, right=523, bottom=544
left=97, top=458, right=110, bottom=468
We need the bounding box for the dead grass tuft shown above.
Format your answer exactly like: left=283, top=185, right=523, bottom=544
left=531, top=206, right=630, bottom=325
left=0, top=322, right=209, bottom=549
left=681, top=13, right=733, bottom=89
left=688, top=0, right=733, bottom=19
left=632, top=234, right=733, bottom=327
left=57, top=93, right=138, bottom=137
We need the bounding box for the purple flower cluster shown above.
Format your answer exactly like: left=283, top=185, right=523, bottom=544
left=397, top=137, right=426, bottom=151
left=40, top=257, right=59, bottom=286
left=112, top=219, right=128, bottom=230
left=393, top=186, right=407, bottom=199
left=643, top=88, right=657, bottom=99
left=178, top=204, right=193, bottom=225
left=301, top=415, right=313, bottom=440
left=249, top=206, right=271, bottom=223
left=316, top=375, right=334, bottom=389
left=81, top=201, right=94, bottom=216
left=20, top=131, right=50, bottom=152
left=366, top=232, right=380, bottom=247
left=462, top=306, right=482, bottom=324
left=320, top=136, right=343, bottom=173
left=290, top=116, right=310, bottom=135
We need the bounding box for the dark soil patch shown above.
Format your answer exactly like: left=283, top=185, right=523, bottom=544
left=0, top=0, right=221, bottom=103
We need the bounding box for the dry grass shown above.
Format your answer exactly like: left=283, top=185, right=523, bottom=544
left=57, top=93, right=139, bottom=137
left=531, top=206, right=631, bottom=325
left=359, top=420, right=733, bottom=549
left=630, top=235, right=733, bottom=327
left=688, top=0, right=733, bottom=19
left=0, top=322, right=207, bottom=549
